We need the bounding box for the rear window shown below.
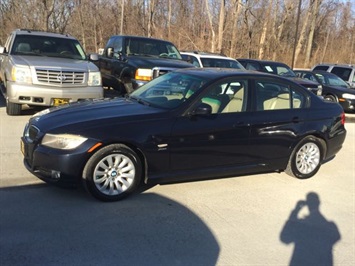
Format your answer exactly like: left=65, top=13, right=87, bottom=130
left=330, top=67, right=352, bottom=81
left=313, top=65, right=329, bottom=71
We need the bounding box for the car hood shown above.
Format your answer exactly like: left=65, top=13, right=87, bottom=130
left=288, top=77, right=319, bottom=86
left=11, top=55, right=99, bottom=71
left=128, top=55, right=194, bottom=68
left=324, top=85, right=355, bottom=94
left=30, top=97, right=164, bottom=133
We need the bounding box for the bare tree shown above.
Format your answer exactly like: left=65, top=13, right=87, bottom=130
left=258, top=0, right=274, bottom=59
left=217, top=0, right=225, bottom=54
left=304, top=0, right=322, bottom=67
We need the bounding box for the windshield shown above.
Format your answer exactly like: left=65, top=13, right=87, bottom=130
left=315, top=72, right=350, bottom=88
left=201, top=58, right=244, bottom=69
left=11, top=35, right=87, bottom=60
left=262, top=63, right=296, bottom=77
left=130, top=72, right=210, bottom=109
left=125, top=38, right=182, bottom=59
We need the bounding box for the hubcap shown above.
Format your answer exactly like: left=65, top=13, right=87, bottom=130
left=93, top=154, right=135, bottom=196
left=295, top=143, right=320, bottom=175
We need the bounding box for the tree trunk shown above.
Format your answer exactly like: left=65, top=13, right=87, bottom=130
left=205, top=0, right=216, bottom=52
left=217, top=0, right=225, bottom=54
left=304, top=0, right=321, bottom=68
left=259, top=0, right=274, bottom=59
left=294, top=0, right=312, bottom=67
left=229, top=0, right=242, bottom=57
left=272, top=0, right=295, bottom=60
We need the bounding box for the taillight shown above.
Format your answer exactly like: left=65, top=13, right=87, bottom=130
left=341, top=112, right=345, bottom=125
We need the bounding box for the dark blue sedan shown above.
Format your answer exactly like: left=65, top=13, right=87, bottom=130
left=21, top=68, right=347, bottom=201
left=294, top=70, right=355, bottom=112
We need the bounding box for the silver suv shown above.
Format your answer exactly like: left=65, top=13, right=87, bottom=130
left=312, top=64, right=355, bottom=88
left=0, top=29, right=103, bottom=115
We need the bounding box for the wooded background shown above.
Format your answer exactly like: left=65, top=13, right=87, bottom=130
left=0, top=0, right=354, bottom=68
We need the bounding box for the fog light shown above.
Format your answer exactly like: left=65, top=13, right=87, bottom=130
left=51, top=170, right=61, bottom=179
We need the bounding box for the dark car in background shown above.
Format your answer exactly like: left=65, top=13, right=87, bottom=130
left=237, top=59, right=322, bottom=96
left=312, top=64, right=355, bottom=88
left=294, top=70, right=355, bottom=112
left=21, top=68, right=346, bottom=201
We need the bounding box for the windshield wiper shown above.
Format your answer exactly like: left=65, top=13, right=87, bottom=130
left=128, top=95, right=151, bottom=106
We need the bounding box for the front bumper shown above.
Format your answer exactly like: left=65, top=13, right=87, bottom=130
left=7, top=82, right=103, bottom=106
left=21, top=136, right=98, bottom=187
left=339, top=98, right=355, bottom=112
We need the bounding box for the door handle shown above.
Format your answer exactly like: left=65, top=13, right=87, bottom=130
left=292, top=117, right=300, bottom=123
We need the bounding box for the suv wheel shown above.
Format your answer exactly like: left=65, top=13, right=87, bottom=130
left=324, top=94, right=337, bottom=102
left=6, top=101, right=22, bottom=115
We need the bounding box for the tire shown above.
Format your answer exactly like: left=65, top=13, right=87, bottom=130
left=6, top=101, right=22, bottom=115
left=82, top=144, right=142, bottom=202
left=324, top=94, right=337, bottom=102
left=285, top=137, right=323, bottom=179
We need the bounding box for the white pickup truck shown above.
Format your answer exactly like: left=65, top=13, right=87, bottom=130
left=0, top=29, right=103, bottom=115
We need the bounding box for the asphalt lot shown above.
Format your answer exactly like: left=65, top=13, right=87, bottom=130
left=0, top=92, right=354, bottom=266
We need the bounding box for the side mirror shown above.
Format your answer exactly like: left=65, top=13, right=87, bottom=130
left=0, top=46, right=6, bottom=54
left=107, top=47, right=114, bottom=58
left=192, top=103, right=212, bottom=116
left=89, top=53, right=99, bottom=61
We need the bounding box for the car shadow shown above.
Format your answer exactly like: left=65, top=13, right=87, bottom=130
left=0, top=183, right=220, bottom=265
left=280, top=192, right=341, bottom=266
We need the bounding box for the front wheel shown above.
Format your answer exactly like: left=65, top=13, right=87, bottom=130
left=6, top=101, right=22, bottom=115
left=82, top=144, right=142, bottom=201
left=285, top=137, right=323, bottom=179
left=324, top=94, right=337, bottom=102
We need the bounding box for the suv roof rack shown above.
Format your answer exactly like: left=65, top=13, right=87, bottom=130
left=181, top=50, right=227, bottom=57
left=16, top=29, right=71, bottom=37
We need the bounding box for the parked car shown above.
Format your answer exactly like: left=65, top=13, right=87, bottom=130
left=181, top=51, right=244, bottom=69
left=312, top=64, right=355, bottom=88
left=21, top=68, right=346, bottom=201
left=294, top=70, right=355, bottom=112
left=96, top=35, right=193, bottom=95
left=0, top=29, right=103, bottom=115
left=237, top=59, right=322, bottom=96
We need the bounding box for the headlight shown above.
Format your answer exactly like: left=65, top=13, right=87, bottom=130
left=11, top=66, right=32, bottom=83
left=135, top=68, right=153, bottom=81
left=342, top=93, right=355, bottom=100
left=42, top=134, right=87, bottom=150
left=32, top=108, right=50, bottom=118
left=88, top=71, right=102, bottom=86
left=317, top=85, right=323, bottom=96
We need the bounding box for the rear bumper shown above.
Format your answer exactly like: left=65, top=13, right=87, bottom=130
left=325, top=129, right=347, bottom=161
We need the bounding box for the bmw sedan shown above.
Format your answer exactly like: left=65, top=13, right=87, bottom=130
left=21, top=68, right=347, bottom=201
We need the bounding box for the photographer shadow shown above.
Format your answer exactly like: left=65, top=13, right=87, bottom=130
left=280, top=192, right=340, bottom=266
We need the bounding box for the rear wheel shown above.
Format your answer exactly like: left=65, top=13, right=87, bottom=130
left=6, top=101, right=22, bottom=115
left=285, top=137, right=323, bottom=179
left=83, top=144, right=142, bottom=201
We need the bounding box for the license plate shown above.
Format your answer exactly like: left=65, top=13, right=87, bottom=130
left=20, top=139, right=25, bottom=156
left=53, top=98, right=70, bottom=106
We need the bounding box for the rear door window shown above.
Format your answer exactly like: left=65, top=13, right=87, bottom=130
left=255, top=80, right=305, bottom=111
